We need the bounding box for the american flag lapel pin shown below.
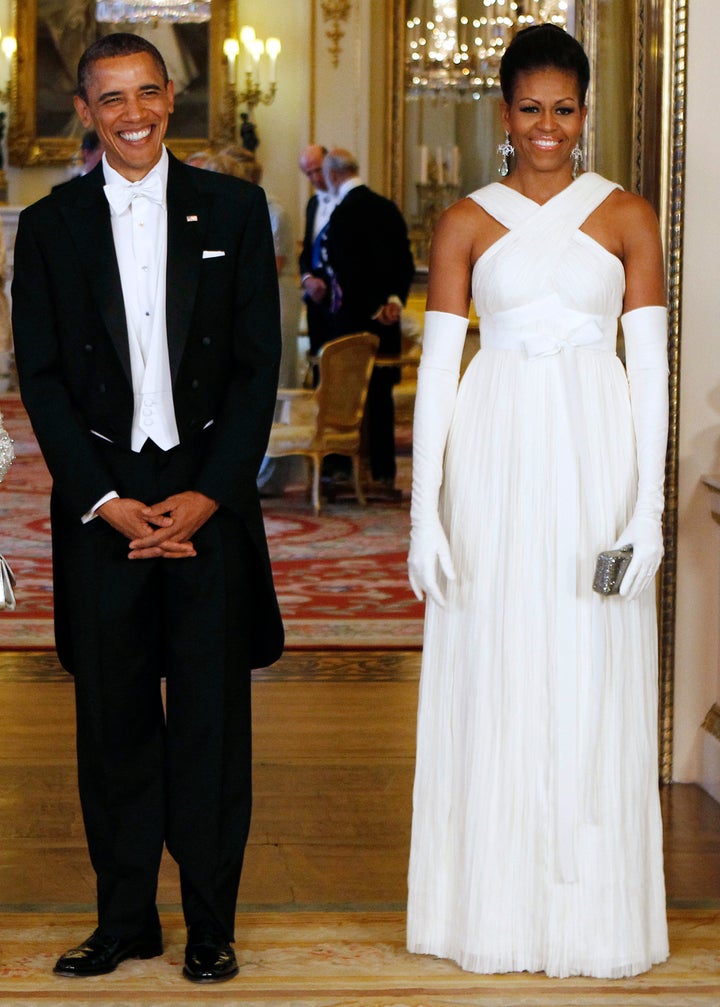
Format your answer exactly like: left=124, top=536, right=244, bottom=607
left=186, top=214, right=198, bottom=222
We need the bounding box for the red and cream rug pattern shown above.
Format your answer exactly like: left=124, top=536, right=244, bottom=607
left=0, top=395, right=424, bottom=650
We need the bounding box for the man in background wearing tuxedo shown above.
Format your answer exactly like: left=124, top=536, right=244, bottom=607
left=321, top=148, right=415, bottom=493
left=298, top=144, right=336, bottom=358
left=12, top=33, right=283, bottom=984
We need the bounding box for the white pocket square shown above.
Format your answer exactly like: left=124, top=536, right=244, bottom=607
left=202, top=250, right=225, bottom=259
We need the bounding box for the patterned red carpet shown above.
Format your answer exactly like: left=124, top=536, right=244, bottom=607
left=0, top=395, right=423, bottom=650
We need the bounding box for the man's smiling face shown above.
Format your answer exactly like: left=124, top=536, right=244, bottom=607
left=73, top=51, right=175, bottom=182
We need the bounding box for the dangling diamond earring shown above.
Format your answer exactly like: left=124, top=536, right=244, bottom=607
left=497, top=132, right=514, bottom=177
left=571, top=144, right=583, bottom=179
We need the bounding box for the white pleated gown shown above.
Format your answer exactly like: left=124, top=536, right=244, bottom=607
left=407, top=174, right=669, bottom=979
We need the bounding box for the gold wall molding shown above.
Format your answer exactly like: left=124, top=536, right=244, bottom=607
left=657, top=0, right=686, bottom=784
left=321, top=0, right=352, bottom=67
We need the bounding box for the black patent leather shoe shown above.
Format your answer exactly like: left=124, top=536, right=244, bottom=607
left=183, top=930, right=238, bottom=983
left=53, top=927, right=163, bottom=977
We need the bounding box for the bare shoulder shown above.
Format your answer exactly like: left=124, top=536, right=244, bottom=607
left=432, top=195, right=504, bottom=259
left=435, top=196, right=484, bottom=237
left=585, top=186, right=661, bottom=267
left=426, top=197, right=493, bottom=313
left=605, top=188, right=660, bottom=234
left=603, top=190, right=665, bottom=308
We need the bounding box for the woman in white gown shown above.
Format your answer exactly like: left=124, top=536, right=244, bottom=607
left=407, top=25, right=669, bottom=979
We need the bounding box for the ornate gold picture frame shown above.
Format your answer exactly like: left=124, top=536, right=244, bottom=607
left=9, top=0, right=231, bottom=166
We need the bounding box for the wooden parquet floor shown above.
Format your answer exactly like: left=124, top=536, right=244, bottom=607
left=0, top=649, right=719, bottom=1005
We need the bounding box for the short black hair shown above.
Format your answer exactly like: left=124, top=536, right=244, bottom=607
left=500, top=24, right=590, bottom=106
left=76, top=33, right=169, bottom=102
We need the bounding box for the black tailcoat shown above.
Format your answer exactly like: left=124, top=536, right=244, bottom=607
left=11, top=152, right=284, bottom=938
left=12, top=153, right=284, bottom=670
left=323, top=184, right=415, bottom=354
left=322, top=183, right=415, bottom=480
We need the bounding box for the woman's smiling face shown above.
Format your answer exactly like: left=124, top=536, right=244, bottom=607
left=501, top=67, right=587, bottom=177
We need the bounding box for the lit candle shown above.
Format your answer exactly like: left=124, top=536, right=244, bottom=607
left=266, top=37, right=281, bottom=83
left=223, top=37, right=239, bottom=86
left=436, top=146, right=444, bottom=184
left=1, top=35, right=15, bottom=58
left=251, top=38, right=264, bottom=67
left=240, top=25, right=256, bottom=73
left=451, top=146, right=460, bottom=185
left=419, top=145, right=428, bottom=184
left=0, top=33, right=15, bottom=93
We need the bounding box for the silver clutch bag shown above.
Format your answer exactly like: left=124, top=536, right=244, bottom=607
left=592, top=545, right=633, bottom=595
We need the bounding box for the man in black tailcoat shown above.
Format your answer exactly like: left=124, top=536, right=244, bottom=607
left=321, top=148, right=415, bottom=490
left=12, top=33, right=283, bottom=984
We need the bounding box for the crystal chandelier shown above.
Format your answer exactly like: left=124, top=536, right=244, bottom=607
left=406, top=0, right=569, bottom=98
left=96, top=0, right=211, bottom=24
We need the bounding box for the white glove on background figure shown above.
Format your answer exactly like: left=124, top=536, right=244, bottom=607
left=408, top=310, right=469, bottom=606
left=614, top=305, right=669, bottom=601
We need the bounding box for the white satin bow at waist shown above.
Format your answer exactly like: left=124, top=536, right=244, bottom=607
left=480, top=295, right=617, bottom=358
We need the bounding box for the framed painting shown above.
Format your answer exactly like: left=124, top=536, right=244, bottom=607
left=9, top=0, right=232, bottom=166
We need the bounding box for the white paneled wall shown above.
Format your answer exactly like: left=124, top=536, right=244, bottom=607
left=674, top=0, right=720, bottom=791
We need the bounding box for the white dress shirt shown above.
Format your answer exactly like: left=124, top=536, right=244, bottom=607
left=334, top=175, right=364, bottom=204
left=312, top=190, right=336, bottom=240
left=83, top=148, right=179, bottom=523
left=103, top=147, right=179, bottom=453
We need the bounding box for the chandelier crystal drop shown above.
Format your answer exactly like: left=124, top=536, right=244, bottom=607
left=406, top=0, right=569, bottom=98
left=96, top=0, right=211, bottom=24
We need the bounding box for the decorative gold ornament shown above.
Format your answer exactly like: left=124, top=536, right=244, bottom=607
left=321, top=0, right=352, bottom=67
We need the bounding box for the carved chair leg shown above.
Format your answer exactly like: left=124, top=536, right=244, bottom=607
left=353, top=454, right=367, bottom=507
left=312, top=455, right=322, bottom=515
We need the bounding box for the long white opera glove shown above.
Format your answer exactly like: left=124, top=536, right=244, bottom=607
left=614, top=305, right=669, bottom=601
left=408, top=310, right=469, bottom=605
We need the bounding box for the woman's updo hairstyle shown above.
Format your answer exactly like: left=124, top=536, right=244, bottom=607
left=499, top=24, right=590, bottom=106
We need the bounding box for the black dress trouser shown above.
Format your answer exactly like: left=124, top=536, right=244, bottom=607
left=55, top=438, right=254, bottom=941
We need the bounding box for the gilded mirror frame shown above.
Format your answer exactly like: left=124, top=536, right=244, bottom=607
left=390, top=0, right=686, bottom=782
left=8, top=0, right=232, bottom=166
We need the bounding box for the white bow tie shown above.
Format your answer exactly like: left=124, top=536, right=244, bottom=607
left=104, top=171, right=164, bottom=216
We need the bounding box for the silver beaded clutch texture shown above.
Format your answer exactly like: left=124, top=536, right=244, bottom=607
left=592, top=546, right=633, bottom=595
left=0, top=418, right=13, bottom=483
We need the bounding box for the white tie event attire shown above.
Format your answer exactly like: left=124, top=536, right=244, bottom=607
left=104, top=149, right=179, bottom=453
